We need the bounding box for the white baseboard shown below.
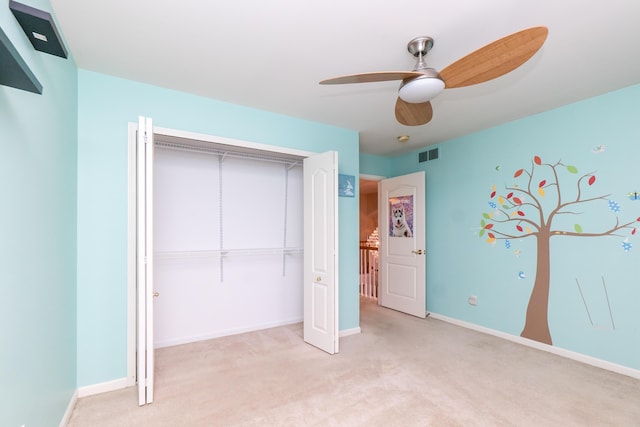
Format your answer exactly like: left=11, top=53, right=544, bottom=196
left=429, top=312, right=640, bottom=380
left=77, top=377, right=135, bottom=398
left=339, top=327, right=361, bottom=337
left=59, top=389, right=78, bottom=427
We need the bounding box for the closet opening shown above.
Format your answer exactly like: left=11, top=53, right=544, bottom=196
left=129, top=122, right=339, bottom=405
left=152, top=133, right=306, bottom=348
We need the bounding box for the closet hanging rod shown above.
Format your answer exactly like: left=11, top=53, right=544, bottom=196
left=155, top=140, right=302, bottom=167
left=155, top=247, right=303, bottom=260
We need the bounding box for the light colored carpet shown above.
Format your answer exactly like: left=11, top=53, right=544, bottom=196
left=68, top=299, right=640, bottom=426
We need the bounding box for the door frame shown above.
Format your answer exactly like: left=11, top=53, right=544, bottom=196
left=126, top=123, right=328, bottom=396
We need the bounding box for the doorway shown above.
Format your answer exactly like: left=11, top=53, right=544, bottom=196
left=359, top=172, right=427, bottom=318
left=359, top=175, right=382, bottom=300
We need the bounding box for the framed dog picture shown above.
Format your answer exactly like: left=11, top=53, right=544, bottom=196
left=388, top=195, right=414, bottom=238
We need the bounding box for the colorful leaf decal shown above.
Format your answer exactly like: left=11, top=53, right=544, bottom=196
left=566, top=165, right=578, bottom=174
left=486, top=237, right=496, bottom=243
left=482, top=213, right=490, bottom=220
left=490, top=191, right=496, bottom=198
left=574, top=224, right=583, bottom=233
left=502, top=204, right=510, bottom=210
left=637, top=217, right=640, bottom=222
left=516, top=225, right=523, bottom=232
left=480, top=219, right=486, bottom=227
left=485, top=223, right=494, bottom=229
left=498, top=196, right=505, bottom=205
left=538, top=187, right=545, bottom=197
left=538, top=180, right=546, bottom=188
left=517, top=211, right=525, bottom=216
left=479, top=229, right=485, bottom=237
left=487, top=232, right=495, bottom=239
left=632, top=228, right=637, bottom=235
left=514, top=169, right=524, bottom=178
left=588, top=175, right=596, bottom=186
left=513, top=197, right=523, bottom=205
left=526, top=226, right=532, bottom=233
left=506, top=192, right=513, bottom=199
left=534, top=156, right=542, bottom=165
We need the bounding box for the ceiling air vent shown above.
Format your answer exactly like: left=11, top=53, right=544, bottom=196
left=418, top=147, right=439, bottom=163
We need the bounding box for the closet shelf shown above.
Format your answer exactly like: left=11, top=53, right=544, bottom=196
left=155, top=247, right=302, bottom=261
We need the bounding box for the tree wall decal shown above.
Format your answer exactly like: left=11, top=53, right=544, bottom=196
left=478, top=156, right=639, bottom=345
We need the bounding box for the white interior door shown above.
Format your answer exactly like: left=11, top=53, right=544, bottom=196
left=303, top=151, right=339, bottom=354
left=378, top=171, right=426, bottom=318
left=137, top=116, right=155, bottom=405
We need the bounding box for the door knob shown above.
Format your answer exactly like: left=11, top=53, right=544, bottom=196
left=153, top=292, right=160, bottom=297
left=411, top=249, right=424, bottom=255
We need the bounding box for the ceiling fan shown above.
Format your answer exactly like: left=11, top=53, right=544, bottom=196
left=320, top=26, right=548, bottom=126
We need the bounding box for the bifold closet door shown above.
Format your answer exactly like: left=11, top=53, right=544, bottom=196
left=137, top=116, right=155, bottom=406
left=303, top=151, right=339, bottom=354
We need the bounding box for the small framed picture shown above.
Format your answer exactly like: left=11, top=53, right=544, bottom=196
left=338, top=174, right=355, bottom=197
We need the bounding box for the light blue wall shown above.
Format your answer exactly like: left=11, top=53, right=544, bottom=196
left=76, top=70, right=360, bottom=387
left=390, top=84, right=640, bottom=370
left=360, top=152, right=391, bottom=177
left=0, top=1, right=78, bottom=426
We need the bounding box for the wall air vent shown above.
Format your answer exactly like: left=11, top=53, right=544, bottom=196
left=418, top=147, right=439, bottom=163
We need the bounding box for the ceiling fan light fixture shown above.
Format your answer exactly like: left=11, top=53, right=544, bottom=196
left=398, top=74, right=445, bottom=104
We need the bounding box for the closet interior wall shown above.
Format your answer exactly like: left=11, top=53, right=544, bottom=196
left=153, top=139, right=304, bottom=348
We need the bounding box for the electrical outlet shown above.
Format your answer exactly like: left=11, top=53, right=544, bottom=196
left=468, top=295, right=478, bottom=306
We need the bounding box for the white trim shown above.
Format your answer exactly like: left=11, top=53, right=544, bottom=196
left=359, top=173, right=385, bottom=181
left=59, top=389, right=78, bottom=427
left=77, top=377, right=134, bottom=398
left=153, top=125, right=315, bottom=159
left=339, top=327, right=361, bottom=337
left=429, top=312, right=640, bottom=380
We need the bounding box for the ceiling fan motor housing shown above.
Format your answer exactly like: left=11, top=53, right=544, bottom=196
left=398, top=37, right=445, bottom=103
left=398, top=69, right=445, bottom=103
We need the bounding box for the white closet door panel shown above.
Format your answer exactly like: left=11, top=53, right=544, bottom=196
left=137, top=116, right=155, bottom=405
left=303, top=151, right=338, bottom=354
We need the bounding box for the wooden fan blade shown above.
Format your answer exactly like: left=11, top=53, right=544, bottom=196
left=395, top=98, right=433, bottom=126
left=320, top=71, right=423, bottom=85
left=440, top=26, right=548, bottom=89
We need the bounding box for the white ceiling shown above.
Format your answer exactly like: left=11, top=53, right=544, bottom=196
left=49, top=0, right=640, bottom=156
